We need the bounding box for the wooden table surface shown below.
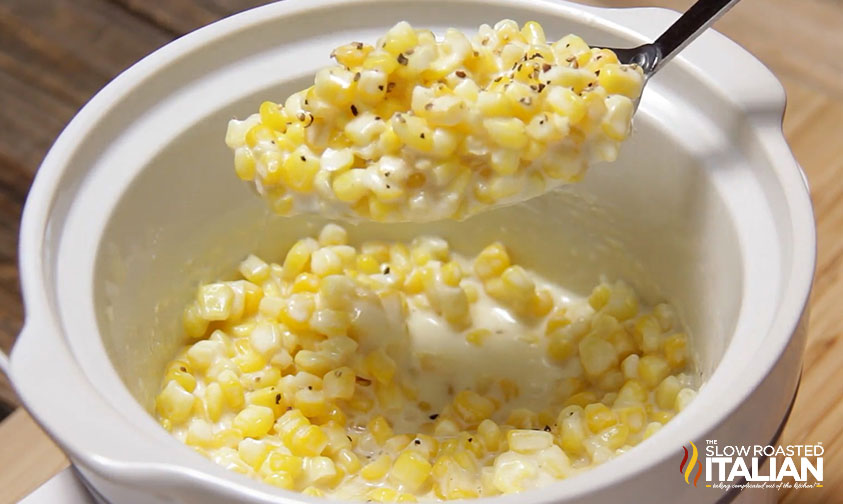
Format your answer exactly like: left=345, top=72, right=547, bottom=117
left=0, top=1, right=840, bottom=502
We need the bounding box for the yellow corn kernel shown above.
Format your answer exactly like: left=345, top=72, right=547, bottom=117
left=361, top=454, right=392, bottom=481
left=185, top=418, right=215, bottom=448
left=319, top=275, right=356, bottom=311
left=565, top=391, right=597, bottom=408
left=245, top=124, right=274, bottom=148
left=633, top=314, right=661, bottom=354
left=433, top=417, right=460, bottom=437
left=269, top=193, right=294, bottom=215
left=279, top=293, right=315, bottom=331
left=368, top=198, right=398, bottom=221
left=233, top=348, right=265, bottom=374
left=156, top=381, right=195, bottom=424
left=238, top=438, right=272, bottom=470
left=367, top=487, right=406, bottom=503
left=310, top=247, right=343, bottom=277
left=598, top=63, right=644, bottom=99
left=663, top=332, right=688, bottom=368
left=275, top=408, right=309, bottom=440
left=601, top=423, right=630, bottom=450
left=165, top=364, right=197, bottom=393
left=302, top=487, right=324, bottom=498
left=292, top=349, right=332, bottom=377
left=363, top=50, right=400, bottom=74
left=331, top=41, right=373, bottom=68
left=408, top=434, right=439, bottom=459
left=260, top=152, right=284, bottom=187
left=197, top=283, right=233, bottom=321
left=452, top=390, right=495, bottom=427
left=616, top=404, right=647, bottom=433
left=233, top=148, right=256, bottom=181
left=529, top=289, right=553, bottom=317
left=281, top=146, right=320, bottom=192
left=601, top=94, right=634, bottom=141
left=291, top=272, right=320, bottom=293
left=638, top=355, right=670, bottom=388
left=506, top=408, right=538, bottom=430
left=211, top=428, right=242, bottom=449
left=384, top=21, right=419, bottom=54
left=588, top=283, right=611, bottom=311
left=476, top=90, right=512, bottom=117
left=477, top=419, right=502, bottom=451
left=653, top=303, right=677, bottom=331
left=402, top=267, right=429, bottom=294
left=390, top=451, right=433, bottom=492
left=465, top=328, right=491, bottom=346
left=203, top=382, right=224, bottom=422
left=315, top=402, right=347, bottom=427
left=259, top=101, right=287, bottom=131
left=183, top=302, right=209, bottom=340
left=602, top=281, right=639, bottom=321
left=294, top=388, right=329, bottom=418
left=246, top=386, right=284, bottom=418
left=556, top=405, right=587, bottom=455
left=655, top=375, right=682, bottom=410
left=289, top=424, right=329, bottom=457
left=521, top=21, right=546, bottom=44
left=263, top=451, right=304, bottom=478
left=649, top=406, right=675, bottom=424
left=382, top=434, right=411, bottom=453
left=392, top=114, right=434, bottom=152
left=584, top=402, right=617, bottom=433
left=547, top=330, right=576, bottom=361
left=302, top=455, right=339, bottom=486
left=334, top=448, right=362, bottom=474
left=232, top=405, right=274, bottom=438
left=410, top=245, right=431, bottom=266
left=491, top=451, right=537, bottom=494
left=616, top=379, right=648, bottom=405
left=356, top=253, right=381, bottom=274
left=217, top=369, right=245, bottom=409
left=453, top=449, right=479, bottom=474
left=483, top=117, right=528, bottom=150
left=263, top=472, right=295, bottom=489
left=546, top=86, right=587, bottom=125
left=473, top=242, right=510, bottom=280
left=507, top=429, right=553, bottom=454
left=332, top=168, right=369, bottom=203
left=323, top=366, right=355, bottom=400
left=368, top=415, right=394, bottom=445
left=675, top=388, right=697, bottom=412
left=282, top=238, right=318, bottom=279
left=365, top=349, right=397, bottom=385
left=578, top=333, right=619, bottom=376
left=313, top=67, right=356, bottom=106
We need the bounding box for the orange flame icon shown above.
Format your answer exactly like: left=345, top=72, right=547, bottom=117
left=679, top=442, right=703, bottom=487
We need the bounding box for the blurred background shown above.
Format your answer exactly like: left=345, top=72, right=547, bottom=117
left=0, top=0, right=840, bottom=501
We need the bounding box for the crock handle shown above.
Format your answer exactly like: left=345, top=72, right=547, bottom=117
left=0, top=349, right=8, bottom=376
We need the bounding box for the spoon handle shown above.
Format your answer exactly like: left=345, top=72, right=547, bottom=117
left=649, top=0, right=743, bottom=74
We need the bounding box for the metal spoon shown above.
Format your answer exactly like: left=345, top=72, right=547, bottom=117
left=607, top=0, right=742, bottom=103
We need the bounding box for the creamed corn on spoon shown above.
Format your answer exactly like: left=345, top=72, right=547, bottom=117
left=225, top=0, right=744, bottom=223
left=606, top=0, right=742, bottom=109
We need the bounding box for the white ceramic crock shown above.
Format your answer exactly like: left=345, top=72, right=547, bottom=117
left=7, top=0, right=814, bottom=503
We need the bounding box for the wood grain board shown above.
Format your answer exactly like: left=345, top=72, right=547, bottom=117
left=0, top=1, right=839, bottom=502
